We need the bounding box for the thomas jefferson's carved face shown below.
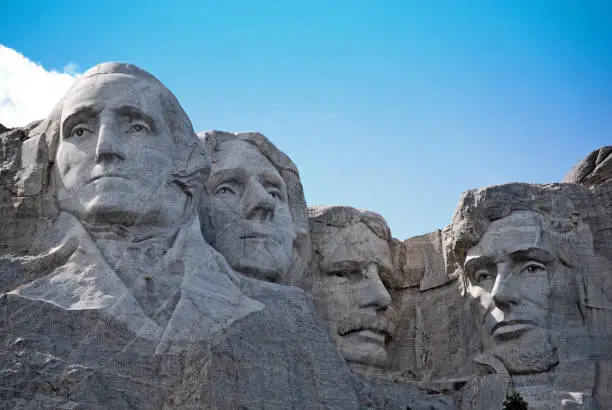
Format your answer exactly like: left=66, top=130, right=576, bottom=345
left=201, top=139, right=295, bottom=282
left=311, top=223, right=394, bottom=370
left=56, top=73, right=187, bottom=227
left=465, top=211, right=558, bottom=373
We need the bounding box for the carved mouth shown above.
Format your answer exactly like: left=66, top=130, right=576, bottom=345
left=90, top=174, right=131, bottom=182
left=240, top=232, right=273, bottom=240
left=491, top=320, right=537, bottom=338
left=343, top=329, right=389, bottom=345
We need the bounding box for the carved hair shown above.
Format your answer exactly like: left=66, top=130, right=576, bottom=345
left=307, top=205, right=391, bottom=243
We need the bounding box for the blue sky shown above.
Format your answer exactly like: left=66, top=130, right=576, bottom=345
left=1, top=1, right=611, bottom=239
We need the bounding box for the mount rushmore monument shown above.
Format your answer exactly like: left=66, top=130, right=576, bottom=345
left=0, top=62, right=610, bottom=409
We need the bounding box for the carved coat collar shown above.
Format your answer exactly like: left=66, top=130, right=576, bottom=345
left=11, top=211, right=263, bottom=353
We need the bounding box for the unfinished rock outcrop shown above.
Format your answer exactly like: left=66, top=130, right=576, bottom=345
left=564, top=146, right=612, bottom=186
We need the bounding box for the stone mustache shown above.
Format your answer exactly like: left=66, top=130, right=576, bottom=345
left=0, top=61, right=610, bottom=409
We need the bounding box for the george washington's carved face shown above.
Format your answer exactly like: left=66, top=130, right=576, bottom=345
left=56, top=73, right=187, bottom=227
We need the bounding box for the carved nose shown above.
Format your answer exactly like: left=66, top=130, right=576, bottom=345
left=95, top=124, right=126, bottom=162
left=358, top=268, right=391, bottom=310
left=243, top=182, right=275, bottom=221
left=491, top=272, right=519, bottom=310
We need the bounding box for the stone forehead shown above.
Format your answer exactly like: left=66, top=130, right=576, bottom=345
left=308, top=205, right=391, bottom=242
left=467, top=211, right=554, bottom=258
left=61, top=74, right=165, bottom=119
left=481, top=211, right=547, bottom=243
left=43, top=62, right=200, bottom=161
left=210, top=138, right=279, bottom=174
left=316, top=223, right=393, bottom=265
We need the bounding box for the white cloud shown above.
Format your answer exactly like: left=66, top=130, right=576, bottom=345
left=0, top=45, right=80, bottom=128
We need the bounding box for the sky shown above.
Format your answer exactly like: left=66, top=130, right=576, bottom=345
left=1, top=1, right=611, bottom=239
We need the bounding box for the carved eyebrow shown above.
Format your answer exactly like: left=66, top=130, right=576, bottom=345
left=463, top=255, right=492, bottom=274
left=206, top=168, right=247, bottom=191
left=113, top=105, right=157, bottom=131
left=261, top=174, right=287, bottom=199
left=61, top=104, right=102, bottom=137
left=328, top=259, right=391, bottom=273
left=327, top=260, right=361, bottom=273
left=259, top=171, right=284, bottom=188
left=510, top=248, right=553, bottom=264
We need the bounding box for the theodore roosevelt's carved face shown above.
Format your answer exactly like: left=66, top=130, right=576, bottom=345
left=311, top=222, right=393, bottom=370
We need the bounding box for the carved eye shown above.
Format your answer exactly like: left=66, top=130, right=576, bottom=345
left=521, top=262, right=545, bottom=274
left=269, top=189, right=281, bottom=200
left=329, top=269, right=362, bottom=281
left=128, top=123, right=150, bottom=134
left=70, top=126, right=90, bottom=138
left=215, top=185, right=235, bottom=195
left=474, top=269, right=495, bottom=283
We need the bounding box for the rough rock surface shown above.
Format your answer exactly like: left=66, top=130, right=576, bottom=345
left=0, top=121, right=54, bottom=253
left=389, top=229, right=452, bottom=291
left=0, top=284, right=360, bottom=409
left=563, top=146, right=612, bottom=186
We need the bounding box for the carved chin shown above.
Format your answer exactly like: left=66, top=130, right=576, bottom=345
left=491, top=328, right=559, bottom=374
left=234, top=261, right=282, bottom=282
left=82, top=195, right=157, bottom=224
left=226, top=239, right=292, bottom=281
left=337, top=337, right=389, bottom=369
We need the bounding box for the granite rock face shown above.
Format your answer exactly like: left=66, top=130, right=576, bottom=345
left=0, top=63, right=360, bottom=409
left=1, top=61, right=611, bottom=409
left=563, top=146, right=612, bottom=186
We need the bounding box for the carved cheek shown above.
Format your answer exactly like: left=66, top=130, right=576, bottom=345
left=210, top=196, right=239, bottom=225
left=56, top=143, right=88, bottom=184
left=520, top=274, right=550, bottom=311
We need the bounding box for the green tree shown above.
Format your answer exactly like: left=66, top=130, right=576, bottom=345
left=502, top=389, right=528, bottom=410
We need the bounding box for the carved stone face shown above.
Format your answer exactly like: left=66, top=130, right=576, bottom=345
left=201, top=139, right=295, bottom=282
left=56, top=73, right=187, bottom=227
left=311, top=223, right=393, bottom=370
left=464, top=211, right=558, bottom=373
